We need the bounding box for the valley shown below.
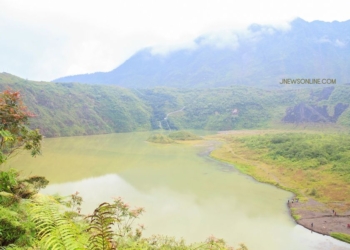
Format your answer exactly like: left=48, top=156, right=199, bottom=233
left=1, top=73, right=350, bottom=138
left=6, top=131, right=350, bottom=249
left=1, top=16, right=350, bottom=249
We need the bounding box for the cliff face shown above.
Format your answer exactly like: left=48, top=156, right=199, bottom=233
left=283, top=102, right=349, bottom=123
left=283, top=86, right=350, bottom=124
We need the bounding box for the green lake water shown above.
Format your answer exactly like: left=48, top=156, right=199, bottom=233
left=6, top=132, right=350, bottom=250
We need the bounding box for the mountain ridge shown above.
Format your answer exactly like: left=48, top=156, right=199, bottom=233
left=54, top=18, right=350, bottom=88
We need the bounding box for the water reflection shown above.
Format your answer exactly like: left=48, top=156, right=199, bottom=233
left=42, top=174, right=350, bottom=250
left=7, top=132, right=350, bottom=250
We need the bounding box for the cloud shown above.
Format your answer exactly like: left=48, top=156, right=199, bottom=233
left=196, top=30, right=240, bottom=50
left=0, top=0, right=349, bottom=81
left=334, top=39, right=346, bottom=47
left=317, top=37, right=348, bottom=48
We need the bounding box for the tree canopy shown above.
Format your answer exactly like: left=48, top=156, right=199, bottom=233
left=0, top=89, right=42, bottom=164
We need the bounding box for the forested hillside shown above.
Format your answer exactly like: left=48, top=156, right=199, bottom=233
left=0, top=73, right=152, bottom=137
left=1, top=73, right=349, bottom=137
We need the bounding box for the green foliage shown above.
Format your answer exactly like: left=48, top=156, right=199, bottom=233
left=87, top=202, right=117, bottom=250
left=138, top=235, right=242, bottom=250
left=0, top=168, right=17, bottom=193
left=0, top=168, right=49, bottom=247
left=2, top=74, right=350, bottom=135
left=0, top=89, right=49, bottom=248
left=66, top=191, right=83, bottom=214
left=330, top=232, right=350, bottom=244
left=30, top=196, right=88, bottom=250
left=134, top=88, right=181, bottom=130
left=168, top=131, right=202, bottom=140
left=0, top=190, right=242, bottom=250
left=87, top=197, right=145, bottom=249
left=309, top=188, right=318, bottom=197
left=0, top=87, right=242, bottom=249
left=0, top=206, right=26, bottom=246
left=239, top=133, right=350, bottom=183
left=0, top=169, right=49, bottom=206
left=0, top=201, right=37, bottom=248
left=0, top=75, right=152, bottom=137
left=0, top=89, right=42, bottom=163
left=147, top=133, right=174, bottom=144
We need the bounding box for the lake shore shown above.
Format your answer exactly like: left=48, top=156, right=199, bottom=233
left=207, top=130, right=350, bottom=244
left=288, top=198, right=350, bottom=237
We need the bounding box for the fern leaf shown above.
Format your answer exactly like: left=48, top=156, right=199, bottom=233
left=30, top=197, right=87, bottom=249
left=87, top=202, right=117, bottom=250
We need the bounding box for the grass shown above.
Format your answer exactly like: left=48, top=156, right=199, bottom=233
left=209, top=130, right=350, bottom=210
left=330, top=232, right=350, bottom=244
left=208, top=129, right=350, bottom=241
left=290, top=208, right=301, bottom=220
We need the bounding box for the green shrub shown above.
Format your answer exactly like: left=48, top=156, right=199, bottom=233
left=147, top=134, right=174, bottom=144
left=0, top=207, right=26, bottom=246
left=168, top=131, right=202, bottom=140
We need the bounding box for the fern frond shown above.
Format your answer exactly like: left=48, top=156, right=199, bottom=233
left=30, top=197, right=87, bottom=250
left=87, top=202, right=117, bottom=250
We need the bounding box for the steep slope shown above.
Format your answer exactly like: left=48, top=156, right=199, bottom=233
left=135, top=85, right=350, bottom=131
left=54, top=18, right=350, bottom=88
left=0, top=73, right=152, bottom=137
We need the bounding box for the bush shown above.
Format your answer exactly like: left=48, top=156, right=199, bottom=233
left=147, top=134, right=174, bottom=144
left=0, top=207, right=27, bottom=246
left=168, top=131, right=202, bottom=140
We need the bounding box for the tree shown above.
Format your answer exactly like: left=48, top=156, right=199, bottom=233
left=0, top=89, right=42, bottom=164
left=0, top=89, right=48, bottom=201
left=0, top=89, right=48, bottom=247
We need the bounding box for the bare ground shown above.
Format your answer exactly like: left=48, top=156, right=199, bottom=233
left=288, top=198, right=350, bottom=235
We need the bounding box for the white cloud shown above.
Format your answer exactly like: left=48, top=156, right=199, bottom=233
left=197, top=30, right=240, bottom=50
left=0, top=0, right=349, bottom=81
left=334, top=39, right=346, bottom=47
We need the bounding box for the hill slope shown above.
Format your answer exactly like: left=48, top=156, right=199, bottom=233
left=0, top=73, right=152, bottom=137
left=1, top=73, right=350, bottom=137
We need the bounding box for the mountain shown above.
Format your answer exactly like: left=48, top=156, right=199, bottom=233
left=1, top=73, right=350, bottom=137
left=54, top=18, right=350, bottom=88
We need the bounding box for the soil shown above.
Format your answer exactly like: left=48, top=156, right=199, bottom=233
left=288, top=198, right=350, bottom=235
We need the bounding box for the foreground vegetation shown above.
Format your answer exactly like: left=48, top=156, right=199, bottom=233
left=0, top=90, right=247, bottom=249
left=1, top=182, right=246, bottom=249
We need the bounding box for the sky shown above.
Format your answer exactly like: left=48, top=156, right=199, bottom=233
left=1, top=0, right=349, bottom=81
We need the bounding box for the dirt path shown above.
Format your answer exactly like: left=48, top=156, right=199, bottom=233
left=159, top=106, right=186, bottom=130
left=164, top=106, right=186, bottom=119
